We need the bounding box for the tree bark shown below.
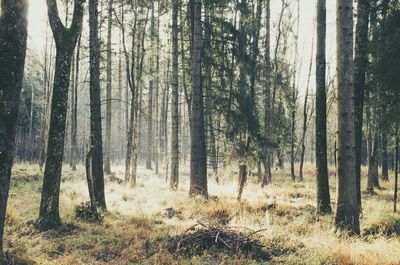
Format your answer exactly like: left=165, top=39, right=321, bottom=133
left=88, top=0, right=106, bottom=209
left=335, top=0, right=359, bottom=234
left=0, top=0, right=28, bottom=257
left=262, top=0, right=272, bottom=187
left=189, top=0, right=207, bottom=197
left=38, top=0, right=84, bottom=230
left=382, top=132, right=389, bottom=181
left=394, top=131, right=399, bottom=212
left=170, top=0, right=180, bottom=190
left=104, top=0, right=113, bottom=174
left=299, top=39, right=314, bottom=182
left=146, top=80, right=153, bottom=169
left=315, top=0, right=332, bottom=214
left=354, top=0, right=370, bottom=209
left=70, top=35, right=80, bottom=171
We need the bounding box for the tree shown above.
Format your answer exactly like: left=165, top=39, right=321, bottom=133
left=335, top=0, right=359, bottom=234
left=354, top=0, right=370, bottom=206
left=189, top=0, right=207, bottom=197
left=37, top=0, right=84, bottom=229
left=0, top=0, right=28, bottom=258
left=104, top=0, right=113, bottom=174
left=375, top=4, right=400, bottom=212
left=146, top=2, right=156, bottom=171
left=170, top=0, right=180, bottom=190
left=315, top=0, right=331, bottom=214
left=70, top=35, right=81, bottom=171
left=87, top=0, right=106, bottom=209
left=262, top=0, right=272, bottom=187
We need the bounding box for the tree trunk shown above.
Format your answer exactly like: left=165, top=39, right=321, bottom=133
left=335, top=0, right=359, bottom=234
left=70, top=35, right=81, bottom=171
left=170, top=0, right=180, bottom=190
left=237, top=164, right=247, bottom=201
left=189, top=0, right=207, bottom=197
left=104, top=0, right=113, bottom=174
left=155, top=3, right=161, bottom=175
left=315, top=0, right=332, bottom=215
left=290, top=90, right=296, bottom=182
left=88, top=0, right=106, bottom=209
left=394, top=131, right=399, bottom=212
left=299, top=32, right=315, bottom=182
left=146, top=79, right=153, bottom=170
left=354, top=0, right=370, bottom=209
left=0, top=0, right=28, bottom=257
left=131, top=16, right=148, bottom=188
left=262, top=0, right=272, bottom=187
left=38, top=0, right=84, bottom=230
left=382, top=131, right=389, bottom=181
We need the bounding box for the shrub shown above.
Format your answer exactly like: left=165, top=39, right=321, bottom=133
left=75, top=201, right=104, bottom=223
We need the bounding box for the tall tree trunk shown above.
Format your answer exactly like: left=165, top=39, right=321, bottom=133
left=180, top=3, right=192, bottom=130
left=146, top=80, right=153, bottom=169
left=290, top=88, right=297, bottom=182
left=146, top=3, right=156, bottom=171
left=70, top=35, right=80, bottom=171
left=382, top=131, right=389, bottom=181
left=0, top=0, right=28, bottom=257
left=394, top=130, right=399, bottom=212
left=189, top=0, right=207, bottom=197
left=299, top=38, right=314, bottom=182
left=262, top=0, right=272, bottom=187
left=155, top=3, right=161, bottom=174
left=39, top=30, right=51, bottom=171
left=170, top=0, right=180, bottom=190
left=236, top=0, right=251, bottom=202
left=335, top=0, right=359, bottom=234
left=88, top=0, right=106, bottom=209
left=104, top=0, right=113, bottom=174
left=38, top=0, right=84, bottom=230
left=315, top=0, right=331, bottom=214
left=131, top=14, right=148, bottom=188
left=354, top=0, right=370, bottom=210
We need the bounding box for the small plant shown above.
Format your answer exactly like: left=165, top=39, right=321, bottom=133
left=75, top=201, right=104, bottom=223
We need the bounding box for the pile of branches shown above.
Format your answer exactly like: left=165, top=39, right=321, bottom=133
left=167, top=222, right=270, bottom=261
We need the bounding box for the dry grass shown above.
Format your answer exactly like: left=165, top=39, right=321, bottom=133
left=3, top=163, right=400, bottom=264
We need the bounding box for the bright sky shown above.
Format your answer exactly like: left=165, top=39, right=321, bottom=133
left=26, top=0, right=338, bottom=100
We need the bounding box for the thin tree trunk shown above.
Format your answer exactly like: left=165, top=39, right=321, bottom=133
left=382, top=131, right=389, bottom=181
left=315, top=0, right=331, bottom=214
left=354, top=0, right=370, bottom=209
left=262, top=0, right=272, bottom=187
left=104, top=0, right=113, bottom=174
left=88, top=0, right=106, bottom=209
left=131, top=13, right=148, bottom=187
left=146, top=80, right=153, bottom=169
left=70, top=35, right=80, bottom=171
left=155, top=2, right=161, bottom=175
left=299, top=39, right=314, bottom=181
left=394, top=130, right=399, bottom=212
left=170, top=0, right=180, bottom=190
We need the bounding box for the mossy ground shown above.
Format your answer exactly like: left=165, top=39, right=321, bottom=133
left=4, top=163, right=400, bottom=264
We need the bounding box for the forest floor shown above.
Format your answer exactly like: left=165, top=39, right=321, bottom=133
left=4, top=163, right=400, bottom=265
